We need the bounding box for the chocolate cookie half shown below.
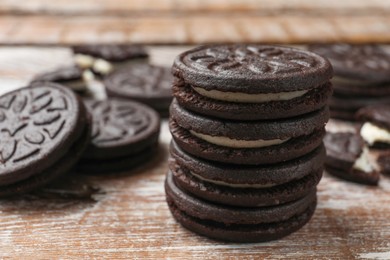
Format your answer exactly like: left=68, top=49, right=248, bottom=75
left=166, top=171, right=317, bottom=242
left=77, top=99, right=160, bottom=173
left=356, top=104, right=390, bottom=148
left=324, top=132, right=379, bottom=185
left=172, top=45, right=333, bottom=120
left=0, top=83, right=91, bottom=196
left=170, top=99, right=327, bottom=165
left=30, top=66, right=91, bottom=94
left=73, top=44, right=149, bottom=76
left=105, top=64, right=173, bottom=117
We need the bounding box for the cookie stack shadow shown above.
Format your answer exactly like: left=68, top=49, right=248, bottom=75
left=165, top=45, right=333, bottom=242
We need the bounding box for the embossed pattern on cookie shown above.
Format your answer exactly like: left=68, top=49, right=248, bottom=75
left=0, top=85, right=81, bottom=184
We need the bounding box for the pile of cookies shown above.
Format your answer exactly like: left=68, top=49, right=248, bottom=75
left=0, top=45, right=166, bottom=197
left=165, top=45, right=333, bottom=242
left=309, top=44, right=390, bottom=121
left=308, top=44, right=390, bottom=185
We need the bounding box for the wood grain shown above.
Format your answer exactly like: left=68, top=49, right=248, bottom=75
left=1, top=47, right=390, bottom=259
left=0, top=15, right=389, bottom=45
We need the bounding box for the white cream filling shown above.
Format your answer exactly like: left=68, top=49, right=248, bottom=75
left=190, top=130, right=289, bottom=148
left=353, top=146, right=378, bottom=173
left=93, top=58, right=113, bottom=75
left=74, top=54, right=96, bottom=69
left=191, top=171, right=276, bottom=188
left=192, top=87, right=308, bottom=103
left=360, top=122, right=390, bottom=146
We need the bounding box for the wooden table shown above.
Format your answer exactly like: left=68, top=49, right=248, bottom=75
left=1, top=46, right=390, bottom=259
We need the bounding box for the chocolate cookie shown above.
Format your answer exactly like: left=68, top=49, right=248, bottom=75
left=172, top=45, right=333, bottom=120
left=170, top=140, right=325, bottom=188
left=0, top=83, right=91, bottom=196
left=170, top=99, right=327, bottom=165
left=77, top=99, right=160, bottom=173
left=324, top=132, right=379, bottom=185
left=169, top=158, right=322, bottom=207
left=166, top=171, right=317, bottom=242
left=73, top=44, right=149, bottom=76
left=308, top=44, right=390, bottom=83
left=105, top=64, right=173, bottom=116
left=30, top=66, right=89, bottom=93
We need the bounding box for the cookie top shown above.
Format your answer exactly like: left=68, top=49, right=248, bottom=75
left=324, top=132, right=363, bottom=170
left=31, top=66, right=82, bottom=83
left=83, top=99, right=160, bottom=159
left=173, top=45, right=333, bottom=93
left=105, top=64, right=172, bottom=100
left=308, top=44, right=390, bottom=82
left=356, top=104, right=390, bottom=130
left=73, top=44, right=148, bottom=62
left=0, top=83, right=84, bottom=185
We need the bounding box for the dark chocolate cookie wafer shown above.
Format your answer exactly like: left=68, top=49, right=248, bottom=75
left=170, top=140, right=325, bottom=188
left=31, top=66, right=88, bottom=93
left=308, top=44, right=390, bottom=83
left=0, top=83, right=91, bottom=196
left=105, top=64, right=173, bottom=116
left=324, top=132, right=379, bottom=185
left=166, top=171, right=317, bottom=242
left=172, top=45, right=333, bottom=120
left=170, top=99, right=327, bottom=165
left=356, top=104, right=390, bottom=148
left=73, top=44, right=148, bottom=62
left=77, top=99, right=160, bottom=173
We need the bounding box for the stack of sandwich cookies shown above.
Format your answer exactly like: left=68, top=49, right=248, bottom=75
left=308, top=44, right=390, bottom=120
left=0, top=83, right=91, bottom=196
left=77, top=99, right=160, bottom=174
left=166, top=45, right=333, bottom=242
left=105, top=64, right=173, bottom=117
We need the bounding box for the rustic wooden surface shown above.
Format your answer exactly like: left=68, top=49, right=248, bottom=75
left=1, top=46, right=390, bottom=259
left=0, top=0, right=389, bottom=45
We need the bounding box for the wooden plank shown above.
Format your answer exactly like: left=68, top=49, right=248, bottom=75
left=0, top=15, right=389, bottom=45
left=0, top=0, right=389, bottom=15
left=1, top=46, right=390, bottom=259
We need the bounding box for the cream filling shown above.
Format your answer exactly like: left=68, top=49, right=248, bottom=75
left=360, top=122, right=390, bottom=146
left=93, top=58, right=113, bottom=75
left=190, top=130, right=289, bottom=148
left=353, top=146, right=378, bottom=173
left=74, top=54, right=95, bottom=69
left=191, top=171, right=276, bottom=188
left=192, top=87, right=308, bottom=103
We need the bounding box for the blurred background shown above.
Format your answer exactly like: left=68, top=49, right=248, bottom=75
left=0, top=0, right=389, bottom=94
left=0, top=0, right=388, bottom=45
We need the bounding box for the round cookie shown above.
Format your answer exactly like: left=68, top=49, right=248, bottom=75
left=170, top=140, right=325, bottom=187
left=169, top=160, right=322, bottom=207
left=73, top=44, right=148, bottom=62
left=30, top=66, right=88, bottom=93
left=308, top=44, right=390, bottom=83
left=166, top=171, right=317, bottom=242
left=77, top=99, right=160, bottom=173
left=324, top=132, right=379, bottom=185
left=170, top=99, right=327, bottom=165
left=105, top=64, right=173, bottom=117
left=172, top=45, right=333, bottom=120
left=0, top=83, right=91, bottom=196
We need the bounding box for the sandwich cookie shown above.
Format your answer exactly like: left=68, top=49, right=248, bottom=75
left=165, top=171, right=317, bottom=242
left=77, top=99, right=160, bottom=173
left=30, top=66, right=94, bottom=94
left=0, top=83, right=91, bottom=196
left=170, top=99, right=328, bottom=165
left=324, top=132, right=379, bottom=185
left=172, top=44, right=333, bottom=120
left=105, top=64, right=173, bottom=117
left=73, top=44, right=149, bottom=76
left=356, top=104, right=390, bottom=148
left=308, top=44, right=390, bottom=120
